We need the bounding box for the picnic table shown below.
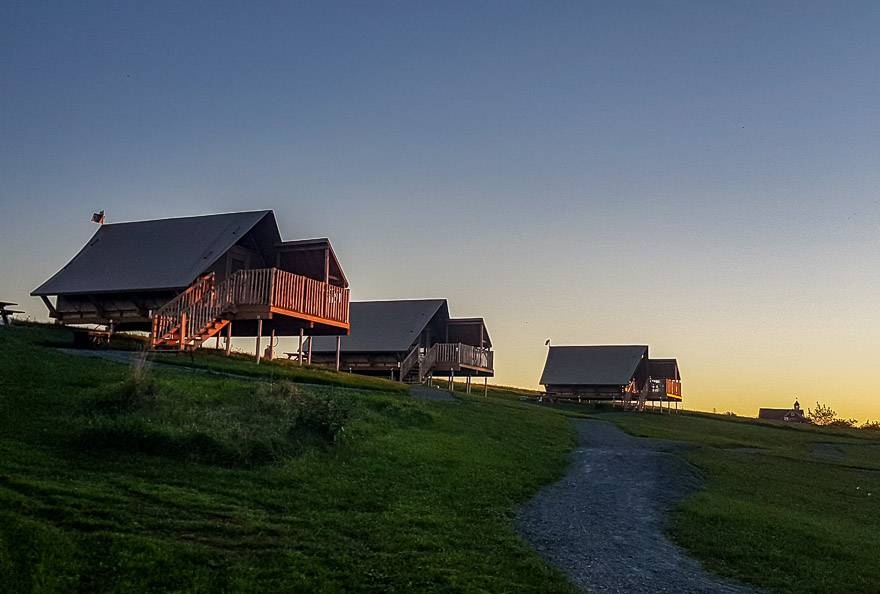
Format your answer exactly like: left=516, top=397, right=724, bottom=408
left=70, top=327, right=112, bottom=349
left=283, top=351, right=304, bottom=361
left=0, top=302, right=23, bottom=326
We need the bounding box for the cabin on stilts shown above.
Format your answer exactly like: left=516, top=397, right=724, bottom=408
left=539, top=345, right=682, bottom=411
left=31, top=210, right=350, bottom=358
left=308, top=299, right=493, bottom=392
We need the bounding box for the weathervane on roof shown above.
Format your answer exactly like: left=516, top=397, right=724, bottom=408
left=91, top=210, right=106, bottom=225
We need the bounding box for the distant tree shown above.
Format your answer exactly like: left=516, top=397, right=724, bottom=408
left=861, top=420, right=880, bottom=431
left=808, top=402, right=857, bottom=427
left=808, top=402, right=837, bottom=426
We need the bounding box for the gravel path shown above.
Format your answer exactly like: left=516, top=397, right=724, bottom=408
left=518, top=419, right=759, bottom=594
left=409, top=384, right=456, bottom=402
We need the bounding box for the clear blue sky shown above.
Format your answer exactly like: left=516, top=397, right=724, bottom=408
left=2, top=2, right=880, bottom=418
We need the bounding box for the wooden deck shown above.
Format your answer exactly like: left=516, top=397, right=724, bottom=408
left=419, top=342, right=494, bottom=378
left=151, top=268, right=349, bottom=350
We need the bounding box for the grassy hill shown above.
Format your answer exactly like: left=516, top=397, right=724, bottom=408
left=2, top=324, right=879, bottom=593
left=603, top=411, right=880, bottom=594
left=0, top=325, right=577, bottom=593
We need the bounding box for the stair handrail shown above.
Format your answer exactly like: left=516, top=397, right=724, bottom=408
left=151, top=273, right=216, bottom=346
left=151, top=270, right=244, bottom=348
left=399, top=344, right=421, bottom=382
left=418, top=344, right=439, bottom=382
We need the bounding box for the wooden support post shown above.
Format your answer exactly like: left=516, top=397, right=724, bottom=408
left=40, top=295, right=58, bottom=318
left=335, top=335, right=341, bottom=371
left=269, top=329, right=276, bottom=360
left=225, top=321, right=232, bottom=356
left=215, top=333, right=221, bottom=350
left=307, top=336, right=312, bottom=365
left=179, top=312, right=187, bottom=351
left=255, top=318, right=263, bottom=364
left=449, top=371, right=454, bottom=393
left=484, top=376, right=488, bottom=397
left=298, top=328, right=304, bottom=366
left=151, top=315, right=158, bottom=348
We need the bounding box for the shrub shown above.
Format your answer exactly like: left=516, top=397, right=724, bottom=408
left=256, top=382, right=353, bottom=443
left=861, top=420, right=880, bottom=431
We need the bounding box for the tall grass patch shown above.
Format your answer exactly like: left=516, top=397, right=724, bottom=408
left=77, top=374, right=355, bottom=467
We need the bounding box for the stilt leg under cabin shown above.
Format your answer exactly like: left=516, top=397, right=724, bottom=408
left=255, top=318, right=262, bottom=364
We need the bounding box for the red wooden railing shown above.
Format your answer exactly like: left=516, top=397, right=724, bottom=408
left=270, top=269, right=349, bottom=324
left=151, top=268, right=349, bottom=349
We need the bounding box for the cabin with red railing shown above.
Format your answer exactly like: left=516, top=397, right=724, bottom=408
left=309, top=299, right=493, bottom=389
left=539, top=345, right=682, bottom=411
left=32, top=211, right=350, bottom=352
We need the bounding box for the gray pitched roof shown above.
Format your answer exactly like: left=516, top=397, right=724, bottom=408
left=311, top=299, right=448, bottom=353
left=32, top=211, right=273, bottom=296
left=540, top=345, right=648, bottom=386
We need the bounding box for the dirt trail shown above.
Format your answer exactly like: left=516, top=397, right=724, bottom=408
left=518, top=419, right=759, bottom=594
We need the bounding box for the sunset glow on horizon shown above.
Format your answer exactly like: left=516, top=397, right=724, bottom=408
left=3, top=2, right=880, bottom=422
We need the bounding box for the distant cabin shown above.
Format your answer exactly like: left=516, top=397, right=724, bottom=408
left=758, top=402, right=809, bottom=423
left=309, top=299, right=493, bottom=385
left=539, top=345, right=682, bottom=406
left=31, top=211, right=350, bottom=352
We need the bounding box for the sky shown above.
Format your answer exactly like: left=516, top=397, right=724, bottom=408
left=2, top=1, right=880, bottom=420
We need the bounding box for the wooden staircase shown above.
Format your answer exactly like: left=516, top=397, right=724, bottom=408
left=150, top=273, right=233, bottom=351
left=623, top=379, right=652, bottom=411
left=399, top=345, right=424, bottom=383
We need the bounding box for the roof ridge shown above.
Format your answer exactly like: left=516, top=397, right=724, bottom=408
left=100, top=209, right=273, bottom=227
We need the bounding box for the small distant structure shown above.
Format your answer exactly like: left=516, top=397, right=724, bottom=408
left=539, top=345, right=682, bottom=411
left=309, top=299, right=493, bottom=393
left=758, top=401, right=810, bottom=423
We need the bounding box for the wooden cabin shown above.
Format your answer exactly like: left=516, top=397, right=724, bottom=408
left=31, top=211, right=349, bottom=352
left=309, top=299, right=493, bottom=385
left=539, top=345, right=682, bottom=407
left=758, top=402, right=809, bottom=423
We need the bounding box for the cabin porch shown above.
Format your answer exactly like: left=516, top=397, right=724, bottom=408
left=150, top=267, right=349, bottom=351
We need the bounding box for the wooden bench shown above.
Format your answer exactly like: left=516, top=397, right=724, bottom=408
left=283, top=352, right=304, bottom=361
left=70, top=327, right=112, bottom=349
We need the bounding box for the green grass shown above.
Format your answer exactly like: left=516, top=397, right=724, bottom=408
left=602, top=411, right=880, bottom=594
left=151, top=348, right=411, bottom=394
left=0, top=325, right=577, bottom=593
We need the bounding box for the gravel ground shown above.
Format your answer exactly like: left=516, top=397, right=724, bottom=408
left=518, top=419, right=760, bottom=594
left=811, top=442, right=846, bottom=461
left=409, top=384, right=456, bottom=402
